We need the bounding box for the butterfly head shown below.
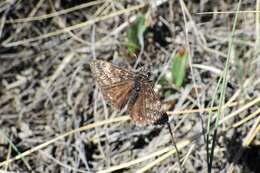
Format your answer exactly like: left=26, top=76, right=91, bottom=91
left=137, top=66, right=151, bottom=77
left=135, top=70, right=153, bottom=83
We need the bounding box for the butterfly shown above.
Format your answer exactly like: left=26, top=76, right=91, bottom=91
left=90, top=60, right=168, bottom=126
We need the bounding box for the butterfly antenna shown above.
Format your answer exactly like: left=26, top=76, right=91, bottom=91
left=166, top=122, right=183, bottom=173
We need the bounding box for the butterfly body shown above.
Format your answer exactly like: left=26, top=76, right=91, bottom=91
left=90, top=60, right=168, bottom=126
left=127, top=75, right=143, bottom=108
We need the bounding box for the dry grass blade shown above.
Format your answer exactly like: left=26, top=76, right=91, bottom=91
left=233, top=108, right=260, bottom=128
left=0, top=101, right=253, bottom=170
left=3, top=3, right=145, bottom=47
left=0, top=116, right=130, bottom=167
left=242, top=116, right=260, bottom=147
left=6, top=0, right=105, bottom=23
left=98, top=140, right=190, bottom=173
left=197, top=10, right=260, bottom=14
left=1, top=1, right=259, bottom=172
left=220, top=97, right=260, bottom=124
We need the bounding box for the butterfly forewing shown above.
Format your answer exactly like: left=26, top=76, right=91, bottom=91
left=102, top=81, right=134, bottom=109
left=90, top=60, right=134, bottom=109
left=90, top=60, right=134, bottom=87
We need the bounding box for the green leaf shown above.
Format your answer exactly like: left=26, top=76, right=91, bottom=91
left=126, top=14, right=147, bottom=56
left=164, top=90, right=173, bottom=97
left=171, top=48, right=188, bottom=88
left=158, top=75, right=167, bottom=85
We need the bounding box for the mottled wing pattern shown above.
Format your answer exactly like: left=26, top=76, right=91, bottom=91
left=102, top=81, right=134, bottom=109
left=90, top=60, right=134, bottom=87
left=128, top=81, right=168, bottom=126
left=90, top=60, right=134, bottom=109
left=144, top=83, right=168, bottom=125
left=90, top=60, right=168, bottom=126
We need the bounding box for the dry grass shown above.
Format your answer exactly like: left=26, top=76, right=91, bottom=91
left=0, top=0, right=259, bottom=172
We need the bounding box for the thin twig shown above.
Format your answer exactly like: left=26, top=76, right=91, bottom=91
left=166, top=122, right=182, bottom=173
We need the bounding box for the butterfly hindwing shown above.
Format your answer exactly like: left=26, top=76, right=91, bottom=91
left=143, top=83, right=168, bottom=125
left=128, top=81, right=167, bottom=126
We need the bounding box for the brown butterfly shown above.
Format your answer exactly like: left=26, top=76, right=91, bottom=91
left=90, top=60, right=168, bottom=126
left=90, top=60, right=183, bottom=171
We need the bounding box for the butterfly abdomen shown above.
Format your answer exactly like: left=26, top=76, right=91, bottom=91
left=153, top=112, right=168, bottom=125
